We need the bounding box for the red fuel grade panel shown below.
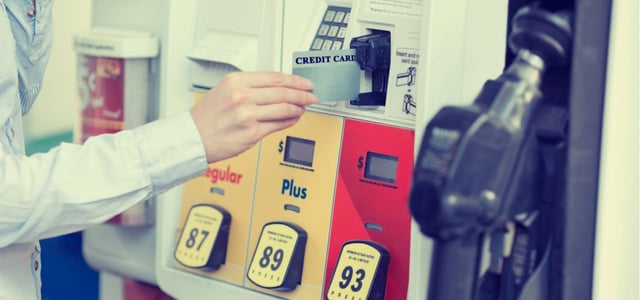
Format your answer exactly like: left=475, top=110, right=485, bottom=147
left=324, top=119, right=414, bottom=300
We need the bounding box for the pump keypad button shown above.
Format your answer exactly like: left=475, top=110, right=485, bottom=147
left=326, top=241, right=390, bottom=300
left=247, top=222, right=307, bottom=291
left=310, top=6, right=351, bottom=51
left=174, top=204, right=231, bottom=271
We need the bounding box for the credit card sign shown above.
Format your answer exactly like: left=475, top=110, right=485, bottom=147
left=292, top=49, right=360, bottom=102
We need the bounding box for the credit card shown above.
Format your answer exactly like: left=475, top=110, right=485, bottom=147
left=292, top=49, right=360, bottom=102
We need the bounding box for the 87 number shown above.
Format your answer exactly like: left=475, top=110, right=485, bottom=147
left=185, top=228, right=210, bottom=251
left=338, top=266, right=366, bottom=292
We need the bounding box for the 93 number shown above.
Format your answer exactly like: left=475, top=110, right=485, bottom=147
left=338, top=266, right=366, bottom=292
left=258, top=246, right=284, bottom=271
left=185, top=228, right=209, bottom=251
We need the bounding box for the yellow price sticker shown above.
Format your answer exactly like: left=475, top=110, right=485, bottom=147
left=326, top=241, right=390, bottom=300
left=174, top=204, right=231, bottom=270
left=247, top=222, right=307, bottom=291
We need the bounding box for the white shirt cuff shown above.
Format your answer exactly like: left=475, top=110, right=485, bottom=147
left=132, top=111, right=207, bottom=193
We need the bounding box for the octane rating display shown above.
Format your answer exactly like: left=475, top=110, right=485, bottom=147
left=326, top=241, right=390, bottom=300
left=247, top=222, right=307, bottom=291
left=174, top=204, right=231, bottom=270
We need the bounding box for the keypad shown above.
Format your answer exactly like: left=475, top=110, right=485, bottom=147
left=310, top=6, right=351, bottom=50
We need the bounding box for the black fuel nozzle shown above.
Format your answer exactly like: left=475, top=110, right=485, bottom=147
left=409, top=48, right=549, bottom=242
left=349, top=31, right=391, bottom=106
left=408, top=6, right=572, bottom=300
left=410, top=6, right=572, bottom=241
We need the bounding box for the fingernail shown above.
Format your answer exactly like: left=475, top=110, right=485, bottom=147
left=309, top=93, right=318, bottom=103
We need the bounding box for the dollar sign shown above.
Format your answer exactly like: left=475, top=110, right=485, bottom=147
left=357, top=156, right=364, bottom=169
left=278, top=141, right=284, bottom=153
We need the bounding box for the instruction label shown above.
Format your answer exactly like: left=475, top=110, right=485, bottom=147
left=364, top=0, right=424, bottom=19
left=390, top=47, right=420, bottom=117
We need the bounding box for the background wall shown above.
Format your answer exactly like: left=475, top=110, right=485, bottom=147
left=23, top=0, right=92, bottom=139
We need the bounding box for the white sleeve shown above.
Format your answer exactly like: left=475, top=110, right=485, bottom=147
left=0, top=112, right=207, bottom=246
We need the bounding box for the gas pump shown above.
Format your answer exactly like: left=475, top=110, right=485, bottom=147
left=154, top=0, right=509, bottom=299
left=74, top=0, right=636, bottom=299
left=409, top=5, right=572, bottom=300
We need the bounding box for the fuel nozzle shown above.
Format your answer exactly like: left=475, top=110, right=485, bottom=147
left=410, top=6, right=572, bottom=240
left=408, top=6, right=572, bottom=300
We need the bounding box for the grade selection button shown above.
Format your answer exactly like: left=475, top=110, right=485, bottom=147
left=174, top=204, right=231, bottom=271
left=326, top=241, right=390, bottom=300
left=247, top=222, right=307, bottom=291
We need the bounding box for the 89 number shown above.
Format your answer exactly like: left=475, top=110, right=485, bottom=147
left=338, top=266, right=366, bottom=292
left=185, top=228, right=210, bottom=251
left=259, top=246, right=284, bottom=271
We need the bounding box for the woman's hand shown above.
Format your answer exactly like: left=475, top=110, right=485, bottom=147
left=190, top=71, right=317, bottom=163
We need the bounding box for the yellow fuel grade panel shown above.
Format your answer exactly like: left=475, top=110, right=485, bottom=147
left=245, top=111, right=343, bottom=299
left=174, top=92, right=261, bottom=285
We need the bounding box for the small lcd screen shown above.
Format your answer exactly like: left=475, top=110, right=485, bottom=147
left=364, top=152, right=399, bottom=183
left=284, top=136, right=315, bottom=167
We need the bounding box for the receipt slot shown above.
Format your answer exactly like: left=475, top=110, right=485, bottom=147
left=173, top=92, right=261, bottom=286
left=325, top=119, right=414, bottom=300
left=246, top=111, right=343, bottom=298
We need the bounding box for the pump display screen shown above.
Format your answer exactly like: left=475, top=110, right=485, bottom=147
left=364, top=152, right=398, bottom=183
left=284, top=136, right=315, bottom=167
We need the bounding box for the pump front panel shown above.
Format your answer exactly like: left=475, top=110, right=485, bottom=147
left=325, top=119, right=414, bottom=299
left=245, top=111, right=343, bottom=299
left=154, top=1, right=511, bottom=299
